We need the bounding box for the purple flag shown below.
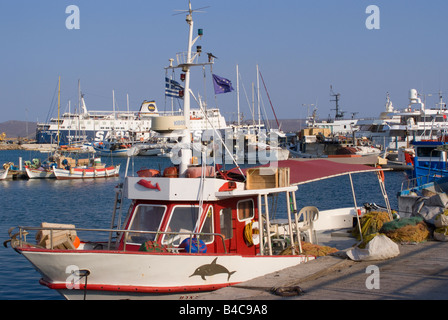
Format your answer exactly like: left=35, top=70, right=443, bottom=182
left=212, top=74, right=234, bottom=94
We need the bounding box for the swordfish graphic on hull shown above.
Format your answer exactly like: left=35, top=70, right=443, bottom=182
left=190, top=258, right=236, bottom=281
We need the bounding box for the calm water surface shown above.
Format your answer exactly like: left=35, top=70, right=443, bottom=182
left=0, top=150, right=407, bottom=300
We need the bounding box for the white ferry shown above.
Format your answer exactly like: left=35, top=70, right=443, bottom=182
left=35, top=97, right=229, bottom=145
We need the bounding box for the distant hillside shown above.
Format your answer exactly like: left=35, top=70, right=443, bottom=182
left=0, top=121, right=37, bottom=139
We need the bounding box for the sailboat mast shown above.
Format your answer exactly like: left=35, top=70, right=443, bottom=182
left=57, top=76, right=61, bottom=146
left=237, top=64, right=240, bottom=126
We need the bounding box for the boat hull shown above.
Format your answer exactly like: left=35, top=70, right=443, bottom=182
left=25, top=167, right=56, bottom=179
left=53, top=165, right=120, bottom=180
left=0, top=167, right=9, bottom=180
left=94, top=148, right=137, bottom=157
left=19, top=249, right=311, bottom=300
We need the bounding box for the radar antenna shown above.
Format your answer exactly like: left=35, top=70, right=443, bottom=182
left=173, top=1, right=210, bottom=16
left=330, top=85, right=345, bottom=120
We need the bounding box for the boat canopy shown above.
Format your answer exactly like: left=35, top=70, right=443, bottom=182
left=238, top=159, right=382, bottom=185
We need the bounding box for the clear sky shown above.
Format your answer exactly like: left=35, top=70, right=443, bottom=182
left=1, top=0, right=448, bottom=125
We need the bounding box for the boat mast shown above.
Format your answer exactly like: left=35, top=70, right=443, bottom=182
left=169, top=1, right=212, bottom=176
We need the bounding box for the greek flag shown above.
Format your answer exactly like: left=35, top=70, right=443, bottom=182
left=165, top=77, right=184, bottom=98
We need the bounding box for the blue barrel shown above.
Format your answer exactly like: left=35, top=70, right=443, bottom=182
left=180, top=238, right=207, bottom=253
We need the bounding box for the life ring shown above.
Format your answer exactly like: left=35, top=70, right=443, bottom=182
left=243, top=221, right=260, bottom=246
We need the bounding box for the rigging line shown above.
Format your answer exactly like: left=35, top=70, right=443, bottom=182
left=259, top=70, right=280, bottom=128
left=238, top=72, right=255, bottom=125
left=196, top=93, right=245, bottom=179
left=46, top=79, right=60, bottom=123
left=259, top=95, right=271, bottom=131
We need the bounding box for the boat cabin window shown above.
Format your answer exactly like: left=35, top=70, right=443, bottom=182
left=220, top=208, right=233, bottom=239
left=127, top=205, right=166, bottom=244
left=163, top=205, right=202, bottom=246
left=200, top=206, right=214, bottom=243
left=416, top=147, right=443, bottom=158
left=237, top=199, right=254, bottom=221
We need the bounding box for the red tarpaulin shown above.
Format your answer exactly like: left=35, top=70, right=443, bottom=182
left=235, top=159, right=381, bottom=185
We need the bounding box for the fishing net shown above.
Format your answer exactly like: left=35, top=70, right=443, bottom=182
left=380, top=216, right=423, bottom=232
left=434, top=227, right=448, bottom=241
left=139, top=241, right=169, bottom=253
left=280, top=242, right=338, bottom=257
left=352, top=211, right=392, bottom=240
left=380, top=216, right=430, bottom=243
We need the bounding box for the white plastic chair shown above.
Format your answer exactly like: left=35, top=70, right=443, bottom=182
left=296, top=206, right=319, bottom=244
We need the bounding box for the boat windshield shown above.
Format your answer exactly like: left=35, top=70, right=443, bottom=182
left=163, top=205, right=203, bottom=246
left=416, top=147, right=443, bottom=158
left=127, top=204, right=166, bottom=244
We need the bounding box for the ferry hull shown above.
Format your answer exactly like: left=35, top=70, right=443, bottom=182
left=19, top=249, right=312, bottom=300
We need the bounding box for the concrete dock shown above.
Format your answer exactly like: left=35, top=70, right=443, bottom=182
left=200, top=240, right=448, bottom=300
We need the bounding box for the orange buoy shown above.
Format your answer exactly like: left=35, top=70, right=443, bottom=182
left=73, top=236, right=81, bottom=249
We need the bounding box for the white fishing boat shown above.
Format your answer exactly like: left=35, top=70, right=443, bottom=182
left=0, top=165, right=9, bottom=180
left=6, top=3, right=389, bottom=300
left=52, top=164, right=120, bottom=180
left=93, top=140, right=139, bottom=158
left=25, top=144, right=99, bottom=179
left=51, top=154, right=120, bottom=180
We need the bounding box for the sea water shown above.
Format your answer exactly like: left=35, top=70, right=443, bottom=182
left=0, top=150, right=406, bottom=300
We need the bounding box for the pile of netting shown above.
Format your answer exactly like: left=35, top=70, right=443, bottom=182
left=353, top=210, right=430, bottom=245
left=280, top=242, right=339, bottom=257
left=380, top=216, right=430, bottom=243
left=352, top=211, right=391, bottom=241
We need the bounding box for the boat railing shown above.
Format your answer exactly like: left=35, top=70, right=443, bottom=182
left=10, top=226, right=228, bottom=254
left=175, top=51, right=200, bottom=66
left=401, top=173, right=434, bottom=192
left=157, top=110, right=184, bottom=117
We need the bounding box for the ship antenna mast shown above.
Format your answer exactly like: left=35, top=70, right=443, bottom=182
left=330, top=85, right=344, bottom=120
left=169, top=1, right=212, bottom=176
